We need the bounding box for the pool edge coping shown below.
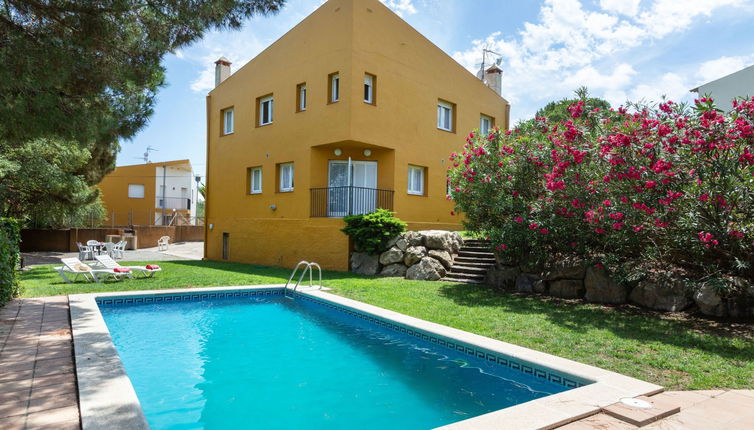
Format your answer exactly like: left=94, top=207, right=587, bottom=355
left=70, top=285, right=664, bottom=430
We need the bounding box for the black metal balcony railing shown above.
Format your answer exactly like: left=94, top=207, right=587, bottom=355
left=311, top=186, right=394, bottom=217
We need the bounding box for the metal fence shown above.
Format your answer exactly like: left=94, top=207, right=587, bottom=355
left=310, top=186, right=394, bottom=217
left=103, top=210, right=204, bottom=227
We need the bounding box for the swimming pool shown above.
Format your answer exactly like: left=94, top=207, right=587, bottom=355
left=70, top=286, right=663, bottom=430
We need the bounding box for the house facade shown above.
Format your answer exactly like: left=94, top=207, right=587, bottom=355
left=691, top=64, right=754, bottom=111
left=98, top=160, right=197, bottom=226
left=204, top=0, right=510, bottom=270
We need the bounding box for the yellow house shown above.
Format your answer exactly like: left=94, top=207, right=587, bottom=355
left=204, top=0, right=510, bottom=270
left=98, top=160, right=197, bottom=226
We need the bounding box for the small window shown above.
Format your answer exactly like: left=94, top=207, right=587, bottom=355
left=258, top=95, right=273, bottom=126
left=297, top=83, right=307, bottom=112
left=223, top=108, right=234, bottom=135
left=249, top=167, right=262, bottom=194
left=408, top=165, right=425, bottom=196
left=128, top=184, right=145, bottom=199
left=279, top=163, right=294, bottom=192
left=480, top=115, right=493, bottom=135
left=364, top=73, right=376, bottom=104
left=329, top=72, right=340, bottom=103
left=437, top=100, right=454, bottom=132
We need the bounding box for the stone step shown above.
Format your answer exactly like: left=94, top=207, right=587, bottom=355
left=452, top=260, right=495, bottom=267
left=461, top=246, right=492, bottom=253
left=450, top=265, right=489, bottom=274
left=446, top=271, right=486, bottom=280
left=457, top=251, right=495, bottom=258
left=441, top=276, right=484, bottom=284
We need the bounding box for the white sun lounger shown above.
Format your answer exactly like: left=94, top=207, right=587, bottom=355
left=93, top=255, right=162, bottom=278
left=54, top=257, right=131, bottom=283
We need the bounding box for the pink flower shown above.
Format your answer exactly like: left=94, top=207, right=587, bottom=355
left=633, top=225, right=644, bottom=232
left=644, top=180, right=657, bottom=189
left=495, top=244, right=508, bottom=251
left=603, top=200, right=612, bottom=206
left=728, top=231, right=745, bottom=239
left=529, top=222, right=539, bottom=230
left=514, top=216, right=524, bottom=223
left=539, top=228, right=549, bottom=235
left=609, top=212, right=624, bottom=220
left=612, top=222, right=624, bottom=230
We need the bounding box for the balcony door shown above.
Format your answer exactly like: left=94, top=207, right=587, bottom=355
left=328, top=160, right=377, bottom=217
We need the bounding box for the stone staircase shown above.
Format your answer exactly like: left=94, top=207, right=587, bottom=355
left=442, top=239, right=495, bottom=284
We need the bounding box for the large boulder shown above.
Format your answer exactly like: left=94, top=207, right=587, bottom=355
left=694, top=285, right=725, bottom=317
left=406, top=257, right=445, bottom=281
left=350, top=252, right=380, bottom=275
left=422, top=230, right=457, bottom=252
left=584, top=265, right=627, bottom=304
left=515, top=273, right=544, bottom=294
left=379, top=247, right=404, bottom=265
left=629, top=279, right=690, bottom=312
left=404, top=231, right=423, bottom=246
left=380, top=263, right=408, bottom=278
left=386, top=235, right=409, bottom=252
left=428, top=249, right=453, bottom=270
left=549, top=280, right=585, bottom=299
left=485, top=265, right=519, bottom=290
left=543, top=260, right=587, bottom=281
left=404, top=246, right=427, bottom=266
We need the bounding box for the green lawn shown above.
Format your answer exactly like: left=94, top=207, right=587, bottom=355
left=19, top=260, right=754, bottom=391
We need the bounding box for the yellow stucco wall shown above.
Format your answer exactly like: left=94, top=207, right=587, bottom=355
left=204, top=0, right=509, bottom=270
left=98, top=160, right=192, bottom=226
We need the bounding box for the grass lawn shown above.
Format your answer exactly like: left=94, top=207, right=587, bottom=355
left=19, top=260, right=754, bottom=391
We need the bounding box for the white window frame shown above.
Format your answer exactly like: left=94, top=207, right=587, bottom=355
left=259, top=95, right=273, bottom=126
left=331, top=74, right=340, bottom=102
left=298, top=84, right=307, bottom=111
left=127, top=184, right=144, bottom=199
left=250, top=167, right=262, bottom=194
left=279, top=163, right=294, bottom=192
left=408, top=165, right=425, bottom=196
left=437, top=101, right=453, bottom=131
left=364, top=74, right=374, bottom=104
left=223, top=108, right=234, bottom=135
left=480, top=115, right=493, bottom=135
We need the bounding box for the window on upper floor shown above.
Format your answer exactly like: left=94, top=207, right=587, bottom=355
left=480, top=114, right=494, bottom=135
left=297, top=83, right=307, bottom=112
left=364, top=73, right=376, bottom=104
left=258, top=95, right=273, bottom=126
left=249, top=167, right=262, bottom=194
left=279, top=163, right=294, bottom=192
left=437, top=100, right=455, bottom=132
left=329, top=72, right=340, bottom=103
left=128, top=184, right=144, bottom=199
left=222, top=108, right=234, bottom=135
left=408, top=165, right=426, bottom=196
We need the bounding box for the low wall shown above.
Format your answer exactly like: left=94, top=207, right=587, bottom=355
left=21, top=225, right=204, bottom=252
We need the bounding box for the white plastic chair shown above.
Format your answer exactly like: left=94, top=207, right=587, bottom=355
left=94, top=255, right=162, bottom=278
left=157, top=236, right=170, bottom=251
left=76, top=242, right=93, bottom=261
left=86, top=240, right=102, bottom=255
left=113, top=240, right=126, bottom=259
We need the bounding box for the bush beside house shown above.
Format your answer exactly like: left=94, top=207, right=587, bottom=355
left=449, top=95, right=754, bottom=319
left=0, top=218, right=21, bottom=304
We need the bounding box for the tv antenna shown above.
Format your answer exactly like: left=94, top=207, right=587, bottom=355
left=479, top=47, right=503, bottom=83
left=135, top=146, right=158, bottom=163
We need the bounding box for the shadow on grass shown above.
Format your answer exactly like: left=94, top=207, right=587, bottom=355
left=438, top=282, right=754, bottom=361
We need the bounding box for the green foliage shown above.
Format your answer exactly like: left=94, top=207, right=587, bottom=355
left=341, top=209, right=407, bottom=255
left=524, top=87, right=611, bottom=126
left=0, top=218, right=21, bottom=304
left=0, top=0, right=285, bottom=221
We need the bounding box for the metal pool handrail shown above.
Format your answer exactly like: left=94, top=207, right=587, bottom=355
left=284, top=261, right=322, bottom=298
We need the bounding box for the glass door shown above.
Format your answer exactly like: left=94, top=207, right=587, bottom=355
left=327, top=160, right=378, bottom=217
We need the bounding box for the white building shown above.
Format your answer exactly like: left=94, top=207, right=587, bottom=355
left=691, top=65, right=754, bottom=111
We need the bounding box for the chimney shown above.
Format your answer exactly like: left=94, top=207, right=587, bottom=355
left=214, top=56, right=232, bottom=87
left=478, top=64, right=503, bottom=96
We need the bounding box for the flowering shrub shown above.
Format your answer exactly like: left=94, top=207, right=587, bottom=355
left=448, top=96, right=754, bottom=297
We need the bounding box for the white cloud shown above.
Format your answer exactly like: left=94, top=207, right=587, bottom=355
left=696, top=54, right=754, bottom=83
left=600, top=0, right=641, bottom=17
left=380, top=0, right=417, bottom=17
left=451, top=0, right=750, bottom=122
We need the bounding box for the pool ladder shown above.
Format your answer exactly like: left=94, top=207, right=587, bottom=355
left=284, top=261, right=322, bottom=299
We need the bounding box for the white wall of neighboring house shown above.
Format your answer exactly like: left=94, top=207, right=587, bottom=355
left=154, top=164, right=196, bottom=225
left=694, top=65, right=754, bottom=111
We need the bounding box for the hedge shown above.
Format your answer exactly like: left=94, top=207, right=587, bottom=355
left=0, top=218, right=21, bottom=304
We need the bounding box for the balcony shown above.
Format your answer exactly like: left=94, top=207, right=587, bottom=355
left=310, top=186, right=394, bottom=217
left=156, top=197, right=192, bottom=211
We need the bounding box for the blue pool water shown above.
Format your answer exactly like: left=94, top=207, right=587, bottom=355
left=100, top=293, right=571, bottom=429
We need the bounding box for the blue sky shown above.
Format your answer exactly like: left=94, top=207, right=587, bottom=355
left=117, top=0, right=754, bottom=180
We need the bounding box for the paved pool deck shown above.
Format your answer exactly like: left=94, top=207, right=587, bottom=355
left=1, top=294, right=752, bottom=429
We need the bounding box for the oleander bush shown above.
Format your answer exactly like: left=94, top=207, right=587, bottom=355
left=0, top=218, right=21, bottom=304
left=448, top=95, right=754, bottom=298
left=342, top=209, right=407, bottom=254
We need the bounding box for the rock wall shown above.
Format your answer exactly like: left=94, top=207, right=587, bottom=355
left=350, top=230, right=463, bottom=281
left=486, top=260, right=754, bottom=319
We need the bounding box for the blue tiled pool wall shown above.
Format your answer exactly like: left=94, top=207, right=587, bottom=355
left=95, top=289, right=591, bottom=389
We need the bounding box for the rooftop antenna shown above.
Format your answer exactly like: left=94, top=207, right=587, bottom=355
left=134, top=146, right=158, bottom=163
left=480, top=47, right=503, bottom=85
